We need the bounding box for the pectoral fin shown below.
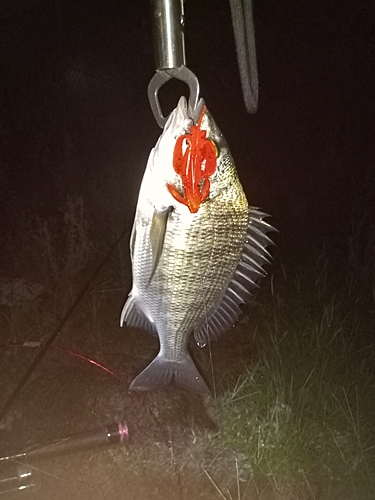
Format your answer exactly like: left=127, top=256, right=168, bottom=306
left=129, top=220, right=136, bottom=262
left=149, top=207, right=173, bottom=283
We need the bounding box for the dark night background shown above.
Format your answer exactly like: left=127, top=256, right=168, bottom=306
left=0, top=2, right=374, bottom=496
left=0, top=0, right=374, bottom=272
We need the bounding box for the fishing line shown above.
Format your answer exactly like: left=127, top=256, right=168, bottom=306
left=207, top=340, right=217, bottom=401
left=135, top=394, right=184, bottom=500
left=167, top=425, right=183, bottom=500
left=0, top=341, right=123, bottom=382
left=0, top=225, right=129, bottom=425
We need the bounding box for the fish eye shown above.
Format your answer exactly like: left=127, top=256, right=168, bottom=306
left=182, top=138, right=189, bottom=155
left=210, top=140, right=220, bottom=157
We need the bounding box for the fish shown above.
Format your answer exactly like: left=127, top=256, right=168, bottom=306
left=120, top=96, right=275, bottom=395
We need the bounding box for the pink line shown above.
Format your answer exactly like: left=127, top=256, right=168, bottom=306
left=53, top=346, right=123, bottom=382
left=117, top=422, right=129, bottom=442
left=0, top=341, right=123, bottom=383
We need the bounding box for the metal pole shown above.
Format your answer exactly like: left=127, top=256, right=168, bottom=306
left=151, top=0, right=185, bottom=70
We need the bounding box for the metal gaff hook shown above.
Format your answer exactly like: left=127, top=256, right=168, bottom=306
left=148, top=0, right=200, bottom=128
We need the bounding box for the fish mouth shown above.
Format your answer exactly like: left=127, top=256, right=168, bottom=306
left=166, top=182, right=207, bottom=213
left=167, top=104, right=217, bottom=213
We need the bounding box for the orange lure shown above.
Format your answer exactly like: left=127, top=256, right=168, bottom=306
left=167, top=106, right=217, bottom=213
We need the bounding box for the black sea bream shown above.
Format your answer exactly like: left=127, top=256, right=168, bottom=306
left=121, top=96, right=275, bottom=394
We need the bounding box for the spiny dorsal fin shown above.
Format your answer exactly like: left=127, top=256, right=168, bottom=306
left=194, top=207, right=277, bottom=347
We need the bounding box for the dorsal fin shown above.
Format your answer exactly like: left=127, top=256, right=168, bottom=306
left=194, top=207, right=276, bottom=347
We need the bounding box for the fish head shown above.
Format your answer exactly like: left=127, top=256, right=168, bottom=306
left=145, top=96, right=238, bottom=214
left=142, top=96, right=193, bottom=213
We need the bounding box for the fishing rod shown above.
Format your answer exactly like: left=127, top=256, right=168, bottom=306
left=0, top=422, right=129, bottom=464
left=0, top=422, right=129, bottom=495
left=0, top=224, right=129, bottom=427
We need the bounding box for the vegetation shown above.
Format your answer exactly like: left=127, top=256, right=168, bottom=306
left=209, top=257, right=375, bottom=499
left=0, top=200, right=374, bottom=499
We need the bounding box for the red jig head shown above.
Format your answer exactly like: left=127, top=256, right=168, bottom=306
left=167, top=105, right=217, bottom=213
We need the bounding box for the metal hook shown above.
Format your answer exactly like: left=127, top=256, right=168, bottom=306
left=149, top=0, right=201, bottom=127
left=148, top=66, right=200, bottom=128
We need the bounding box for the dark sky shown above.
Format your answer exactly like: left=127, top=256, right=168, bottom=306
left=0, top=0, right=374, bottom=260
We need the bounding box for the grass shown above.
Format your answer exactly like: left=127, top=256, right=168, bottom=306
left=0, top=200, right=375, bottom=499
left=208, top=256, right=375, bottom=499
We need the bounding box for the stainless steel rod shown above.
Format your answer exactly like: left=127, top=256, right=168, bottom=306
left=151, top=0, right=185, bottom=70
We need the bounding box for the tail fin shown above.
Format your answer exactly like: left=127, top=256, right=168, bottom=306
left=129, top=352, right=210, bottom=395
